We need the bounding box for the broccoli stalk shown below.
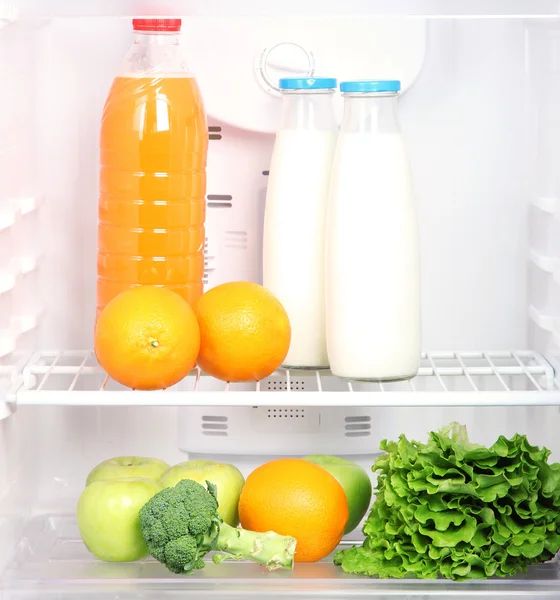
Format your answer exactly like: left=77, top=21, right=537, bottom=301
left=213, top=522, right=297, bottom=570
left=139, top=479, right=296, bottom=574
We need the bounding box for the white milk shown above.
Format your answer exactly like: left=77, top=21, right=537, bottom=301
left=263, top=130, right=338, bottom=368
left=326, top=131, right=421, bottom=380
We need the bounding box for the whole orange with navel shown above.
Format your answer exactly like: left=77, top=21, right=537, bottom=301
left=94, top=286, right=200, bottom=390
left=238, top=458, right=349, bottom=563
left=194, top=281, right=291, bottom=382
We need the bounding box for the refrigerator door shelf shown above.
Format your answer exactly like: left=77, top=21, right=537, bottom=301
left=529, top=250, right=560, bottom=317
left=530, top=196, right=560, bottom=259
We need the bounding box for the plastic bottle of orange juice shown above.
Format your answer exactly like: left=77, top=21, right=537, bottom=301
left=97, top=18, right=208, bottom=316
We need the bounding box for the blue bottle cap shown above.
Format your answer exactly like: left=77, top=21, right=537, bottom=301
left=279, top=77, right=338, bottom=90
left=340, top=80, right=401, bottom=93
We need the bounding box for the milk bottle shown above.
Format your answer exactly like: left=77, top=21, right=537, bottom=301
left=263, top=78, right=338, bottom=369
left=325, top=80, right=421, bottom=381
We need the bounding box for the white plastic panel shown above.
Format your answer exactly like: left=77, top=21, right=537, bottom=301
left=180, top=405, right=380, bottom=455
left=529, top=22, right=560, bottom=201
left=526, top=21, right=560, bottom=372
left=529, top=197, right=560, bottom=258
left=5, top=0, right=560, bottom=18
left=0, top=197, right=43, bottom=364
left=529, top=253, right=560, bottom=317
left=0, top=21, right=41, bottom=372
left=0, top=204, right=17, bottom=354
left=527, top=198, right=560, bottom=322
left=406, top=19, right=530, bottom=350
left=184, top=17, right=426, bottom=133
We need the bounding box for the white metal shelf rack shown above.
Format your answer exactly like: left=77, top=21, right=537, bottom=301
left=2, top=349, right=559, bottom=409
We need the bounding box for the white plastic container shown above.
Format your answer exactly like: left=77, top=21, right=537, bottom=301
left=325, top=80, right=421, bottom=381
left=262, top=77, right=338, bottom=369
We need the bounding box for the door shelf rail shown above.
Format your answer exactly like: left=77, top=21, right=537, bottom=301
left=2, top=349, right=559, bottom=408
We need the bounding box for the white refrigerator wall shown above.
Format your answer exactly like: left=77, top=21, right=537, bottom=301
left=1, top=15, right=560, bottom=530
left=33, top=17, right=534, bottom=352
left=0, top=16, right=533, bottom=351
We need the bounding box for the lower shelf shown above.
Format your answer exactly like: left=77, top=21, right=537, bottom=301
left=3, top=515, right=560, bottom=598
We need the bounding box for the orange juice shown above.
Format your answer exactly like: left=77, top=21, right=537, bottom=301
left=97, top=21, right=208, bottom=316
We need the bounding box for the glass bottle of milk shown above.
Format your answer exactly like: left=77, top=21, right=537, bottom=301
left=325, top=80, right=421, bottom=381
left=263, top=77, right=338, bottom=369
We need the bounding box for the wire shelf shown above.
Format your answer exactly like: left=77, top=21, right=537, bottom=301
left=2, top=349, right=558, bottom=408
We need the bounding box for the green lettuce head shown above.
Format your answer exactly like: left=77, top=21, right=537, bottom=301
left=334, top=423, right=560, bottom=581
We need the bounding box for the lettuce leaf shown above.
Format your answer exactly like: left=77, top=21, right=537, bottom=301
left=334, top=423, right=560, bottom=581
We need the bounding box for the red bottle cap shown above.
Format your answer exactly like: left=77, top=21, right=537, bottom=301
left=132, top=18, right=182, bottom=32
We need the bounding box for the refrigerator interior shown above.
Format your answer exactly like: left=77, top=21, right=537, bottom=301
left=2, top=1, right=560, bottom=597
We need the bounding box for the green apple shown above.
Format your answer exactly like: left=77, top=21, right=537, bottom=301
left=160, top=459, right=245, bottom=526
left=77, top=477, right=161, bottom=562
left=86, top=456, right=170, bottom=486
left=304, top=455, right=372, bottom=534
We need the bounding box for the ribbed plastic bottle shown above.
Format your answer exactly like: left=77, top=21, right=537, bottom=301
left=97, top=18, right=208, bottom=316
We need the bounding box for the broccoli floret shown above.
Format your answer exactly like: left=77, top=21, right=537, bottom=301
left=139, top=479, right=296, bottom=574
left=139, top=479, right=220, bottom=574
left=163, top=536, right=204, bottom=574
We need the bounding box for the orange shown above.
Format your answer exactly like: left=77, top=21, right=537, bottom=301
left=94, top=286, right=200, bottom=390
left=238, top=458, right=349, bottom=563
left=194, top=281, right=291, bottom=382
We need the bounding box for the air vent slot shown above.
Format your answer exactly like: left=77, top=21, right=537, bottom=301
left=266, top=380, right=306, bottom=391
left=202, top=414, right=228, bottom=436
left=207, top=194, right=233, bottom=209
left=209, top=125, right=222, bottom=140
left=203, top=237, right=217, bottom=285
left=344, top=415, right=371, bottom=437
left=267, top=408, right=305, bottom=418
left=203, top=237, right=209, bottom=284
left=345, top=424, right=371, bottom=431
